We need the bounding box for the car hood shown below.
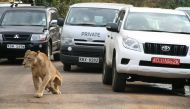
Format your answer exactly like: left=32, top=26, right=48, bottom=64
left=0, top=26, right=45, bottom=34
left=123, top=30, right=190, bottom=45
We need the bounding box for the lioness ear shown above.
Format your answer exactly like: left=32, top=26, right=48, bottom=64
left=26, top=49, right=31, bottom=53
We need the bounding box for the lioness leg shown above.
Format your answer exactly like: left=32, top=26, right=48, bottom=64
left=53, top=77, right=62, bottom=94
left=33, top=76, right=40, bottom=92
left=35, top=75, right=51, bottom=98
left=46, top=81, right=57, bottom=94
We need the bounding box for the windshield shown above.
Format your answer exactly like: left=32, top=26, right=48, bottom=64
left=124, top=12, right=190, bottom=33
left=1, top=10, right=47, bottom=26
left=66, top=7, right=119, bottom=27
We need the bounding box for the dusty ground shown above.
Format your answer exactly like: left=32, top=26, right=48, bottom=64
left=0, top=59, right=189, bottom=109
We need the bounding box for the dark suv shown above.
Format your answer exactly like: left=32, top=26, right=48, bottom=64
left=0, top=6, right=63, bottom=61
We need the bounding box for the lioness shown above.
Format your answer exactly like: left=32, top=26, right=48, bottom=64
left=23, top=50, right=63, bottom=98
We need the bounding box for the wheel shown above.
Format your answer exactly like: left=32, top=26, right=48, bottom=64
left=172, top=80, right=185, bottom=95
left=64, top=64, right=71, bottom=71
left=112, top=57, right=126, bottom=92
left=53, top=53, right=60, bottom=61
left=102, top=57, right=112, bottom=85
left=45, top=41, right=52, bottom=60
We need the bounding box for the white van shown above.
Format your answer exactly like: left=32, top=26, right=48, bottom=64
left=60, top=3, right=132, bottom=71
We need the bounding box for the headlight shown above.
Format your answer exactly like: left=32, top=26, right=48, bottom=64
left=122, top=37, right=141, bottom=51
left=31, top=34, right=46, bottom=41
left=0, top=34, right=2, bottom=41
left=61, top=37, right=74, bottom=45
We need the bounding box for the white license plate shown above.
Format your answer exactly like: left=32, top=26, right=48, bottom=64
left=7, top=44, right=25, bottom=49
left=79, top=57, right=99, bottom=63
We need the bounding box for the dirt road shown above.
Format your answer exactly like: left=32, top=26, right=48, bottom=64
left=0, top=59, right=189, bottom=109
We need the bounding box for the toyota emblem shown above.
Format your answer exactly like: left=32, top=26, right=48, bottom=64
left=161, top=45, right=170, bottom=52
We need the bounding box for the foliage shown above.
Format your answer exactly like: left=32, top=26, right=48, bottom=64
left=22, top=0, right=190, bottom=17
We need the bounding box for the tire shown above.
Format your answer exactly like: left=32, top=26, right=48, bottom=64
left=112, top=57, right=126, bottom=92
left=102, top=58, right=112, bottom=85
left=45, top=41, right=51, bottom=60
left=53, top=53, right=60, bottom=61
left=172, top=80, right=185, bottom=95
left=64, top=64, right=71, bottom=71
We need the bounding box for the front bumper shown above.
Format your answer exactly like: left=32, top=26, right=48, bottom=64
left=116, top=46, right=190, bottom=79
left=0, top=41, right=48, bottom=58
left=60, top=45, right=104, bottom=66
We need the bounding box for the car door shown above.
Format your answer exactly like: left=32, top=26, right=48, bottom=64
left=107, top=10, right=126, bottom=66
left=49, top=9, right=60, bottom=52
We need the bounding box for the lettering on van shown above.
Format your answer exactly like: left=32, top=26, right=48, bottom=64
left=81, top=32, right=100, bottom=37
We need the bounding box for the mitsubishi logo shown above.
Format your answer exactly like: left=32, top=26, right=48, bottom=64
left=14, top=34, right=19, bottom=39
left=161, top=45, right=171, bottom=52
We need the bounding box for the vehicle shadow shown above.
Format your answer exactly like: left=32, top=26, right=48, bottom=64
left=0, top=59, right=23, bottom=66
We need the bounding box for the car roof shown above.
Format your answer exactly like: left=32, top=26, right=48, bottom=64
left=70, top=2, right=133, bottom=10
left=2, top=6, right=56, bottom=11
left=175, top=7, right=190, bottom=10
left=128, top=7, right=186, bottom=15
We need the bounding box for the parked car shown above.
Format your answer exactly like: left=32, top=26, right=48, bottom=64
left=103, top=7, right=190, bottom=94
left=60, top=2, right=133, bottom=71
left=0, top=6, right=63, bottom=61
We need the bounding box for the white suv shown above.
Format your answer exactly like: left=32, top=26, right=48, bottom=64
left=103, top=7, right=190, bottom=94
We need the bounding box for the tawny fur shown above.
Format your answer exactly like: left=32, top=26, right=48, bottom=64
left=23, top=50, right=63, bottom=98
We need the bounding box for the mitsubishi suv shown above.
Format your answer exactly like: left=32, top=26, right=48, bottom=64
left=103, top=7, right=190, bottom=94
left=0, top=6, right=63, bottom=61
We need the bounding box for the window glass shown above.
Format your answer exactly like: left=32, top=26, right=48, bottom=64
left=66, top=7, right=119, bottom=27
left=1, top=10, right=47, bottom=26
left=124, top=12, right=190, bottom=33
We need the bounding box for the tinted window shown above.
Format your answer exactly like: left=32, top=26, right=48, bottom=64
left=66, top=7, right=119, bottom=27
left=1, top=10, right=47, bottom=26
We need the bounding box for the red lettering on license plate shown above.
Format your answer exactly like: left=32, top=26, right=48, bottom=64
left=152, top=57, right=180, bottom=65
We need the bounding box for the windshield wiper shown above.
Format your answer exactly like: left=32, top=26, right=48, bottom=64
left=138, top=29, right=168, bottom=32
left=69, top=23, right=96, bottom=26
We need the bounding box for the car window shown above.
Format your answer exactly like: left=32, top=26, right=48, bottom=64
left=0, top=7, right=7, bottom=18
left=66, top=7, right=119, bottom=27
left=1, top=10, right=47, bottom=26
left=124, top=12, right=190, bottom=33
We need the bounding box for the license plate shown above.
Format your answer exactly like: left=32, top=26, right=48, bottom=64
left=152, top=57, right=180, bottom=65
left=7, top=44, right=25, bottom=49
left=79, top=57, right=99, bottom=63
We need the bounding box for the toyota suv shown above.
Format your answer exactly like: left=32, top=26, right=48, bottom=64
left=0, top=6, right=63, bottom=61
left=103, top=7, right=190, bottom=94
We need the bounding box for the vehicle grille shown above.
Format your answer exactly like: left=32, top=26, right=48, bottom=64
left=3, top=34, right=31, bottom=41
left=143, top=43, right=188, bottom=56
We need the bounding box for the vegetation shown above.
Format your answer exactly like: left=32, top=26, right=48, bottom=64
left=22, top=0, right=190, bottom=17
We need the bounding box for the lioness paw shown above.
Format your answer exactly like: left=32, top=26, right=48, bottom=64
left=34, top=93, right=43, bottom=98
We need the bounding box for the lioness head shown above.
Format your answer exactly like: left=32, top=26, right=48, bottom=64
left=23, top=50, right=38, bottom=68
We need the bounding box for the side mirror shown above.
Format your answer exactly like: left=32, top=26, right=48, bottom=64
left=57, top=18, right=64, bottom=26
left=50, top=20, right=58, bottom=27
left=106, top=23, right=119, bottom=32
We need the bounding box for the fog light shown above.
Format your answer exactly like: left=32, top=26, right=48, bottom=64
left=39, top=44, right=42, bottom=48
left=68, top=47, right=72, bottom=51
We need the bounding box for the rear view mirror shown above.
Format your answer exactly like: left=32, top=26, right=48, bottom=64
left=57, top=18, right=64, bottom=26
left=106, top=23, right=119, bottom=32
